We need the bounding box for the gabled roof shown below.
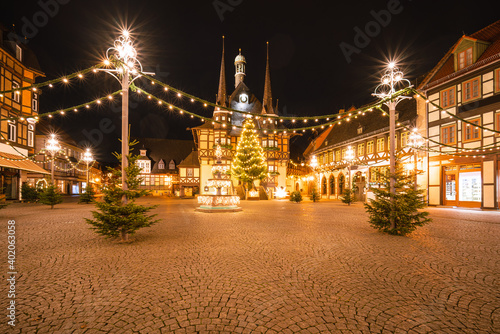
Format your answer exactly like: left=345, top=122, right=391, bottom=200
left=131, top=138, right=195, bottom=173
left=418, top=20, right=500, bottom=91
left=310, top=98, right=417, bottom=155
left=178, top=150, right=200, bottom=168
left=303, top=126, right=333, bottom=157
left=0, top=23, right=43, bottom=75
left=36, top=122, right=78, bottom=147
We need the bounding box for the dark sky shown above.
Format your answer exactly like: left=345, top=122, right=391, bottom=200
left=1, top=0, right=497, bottom=162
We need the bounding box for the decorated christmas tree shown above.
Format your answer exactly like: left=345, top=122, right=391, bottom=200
left=231, top=119, right=268, bottom=191
left=364, top=159, right=431, bottom=236
left=86, top=142, right=159, bottom=241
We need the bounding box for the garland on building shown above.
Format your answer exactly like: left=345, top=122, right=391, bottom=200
left=231, top=119, right=268, bottom=190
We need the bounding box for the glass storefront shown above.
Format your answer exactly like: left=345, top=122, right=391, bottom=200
left=459, top=171, right=481, bottom=202
left=443, top=164, right=481, bottom=207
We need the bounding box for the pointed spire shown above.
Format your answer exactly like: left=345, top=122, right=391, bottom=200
left=262, top=41, right=273, bottom=115
left=216, top=36, right=227, bottom=107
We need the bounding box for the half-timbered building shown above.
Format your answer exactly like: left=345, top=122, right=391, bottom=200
left=192, top=41, right=290, bottom=199
left=0, top=24, right=47, bottom=200
left=418, top=20, right=500, bottom=209
left=304, top=99, right=426, bottom=201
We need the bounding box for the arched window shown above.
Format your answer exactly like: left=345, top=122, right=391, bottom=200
left=329, top=175, right=335, bottom=195
left=321, top=176, right=327, bottom=195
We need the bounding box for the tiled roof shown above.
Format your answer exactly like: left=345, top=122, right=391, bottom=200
left=310, top=98, right=417, bottom=155
left=419, top=20, right=500, bottom=90
left=0, top=23, right=43, bottom=74
left=131, top=138, right=195, bottom=173
left=178, top=150, right=199, bottom=168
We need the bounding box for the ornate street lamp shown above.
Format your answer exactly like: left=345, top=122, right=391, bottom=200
left=373, top=62, right=412, bottom=229
left=97, top=30, right=154, bottom=204
left=45, top=134, right=61, bottom=185
left=82, top=148, right=94, bottom=187
left=408, top=128, right=424, bottom=190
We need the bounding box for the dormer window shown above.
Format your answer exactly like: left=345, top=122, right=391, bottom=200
left=16, top=45, right=22, bottom=62
left=158, top=160, right=165, bottom=169
left=140, top=149, right=147, bottom=156
left=458, top=47, right=473, bottom=70
left=169, top=160, right=175, bottom=170
left=357, top=126, right=363, bottom=134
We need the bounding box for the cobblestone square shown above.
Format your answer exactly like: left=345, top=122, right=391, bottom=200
left=1, top=198, right=499, bottom=333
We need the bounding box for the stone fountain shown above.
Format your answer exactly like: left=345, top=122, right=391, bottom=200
left=196, top=144, right=241, bottom=212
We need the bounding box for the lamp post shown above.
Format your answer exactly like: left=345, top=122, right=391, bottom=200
left=345, top=145, right=355, bottom=205
left=97, top=30, right=154, bottom=205
left=45, top=134, right=61, bottom=186
left=409, top=128, right=424, bottom=191
left=82, top=148, right=94, bottom=188
left=373, top=62, right=412, bottom=229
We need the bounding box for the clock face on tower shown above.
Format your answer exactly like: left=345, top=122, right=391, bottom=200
left=239, top=94, right=248, bottom=103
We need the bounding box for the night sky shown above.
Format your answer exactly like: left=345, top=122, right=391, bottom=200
left=1, top=0, right=497, bottom=162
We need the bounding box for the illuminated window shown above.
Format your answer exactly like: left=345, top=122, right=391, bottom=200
left=441, top=87, right=455, bottom=108
left=187, top=168, right=193, bottom=177
left=328, top=151, right=333, bottom=163
left=16, top=45, right=22, bottom=61
left=341, top=148, right=346, bottom=159
left=12, top=81, right=20, bottom=103
left=8, top=122, right=16, bottom=142
left=463, top=118, right=481, bottom=142
left=28, top=126, right=34, bottom=147
left=357, top=143, right=364, bottom=156
left=376, top=138, right=385, bottom=152
left=441, top=124, right=456, bottom=145
left=32, top=93, right=38, bottom=111
left=335, top=150, right=340, bottom=161
left=463, top=77, right=480, bottom=102
left=458, top=47, right=473, bottom=70
left=367, top=141, right=374, bottom=154
left=401, top=132, right=409, bottom=147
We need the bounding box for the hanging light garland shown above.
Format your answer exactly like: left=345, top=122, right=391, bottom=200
left=1, top=90, right=122, bottom=122
left=0, top=63, right=105, bottom=96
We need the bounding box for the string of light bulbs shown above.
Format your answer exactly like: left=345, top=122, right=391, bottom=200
left=1, top=90, right=122, bottom=123
left=0, top=64, right=104, bottom=97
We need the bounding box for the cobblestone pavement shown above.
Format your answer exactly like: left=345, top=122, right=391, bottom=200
left=1, top=198, right=499, bottom=333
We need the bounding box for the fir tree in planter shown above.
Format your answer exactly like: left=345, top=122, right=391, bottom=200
left=39, top=184, right=63, bottom=209
left=86, top=148, right=160, bottom=242
left=340, top=188, right=355, bottom=205
left=310, top=185, right=320, bottom=202
left=79, top=185, right=96, bottom=204
left=289, top=191, right=303, bottom=203
left=364, top=160, right=431, bottom=236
